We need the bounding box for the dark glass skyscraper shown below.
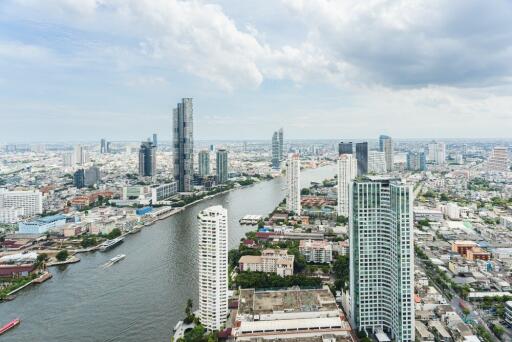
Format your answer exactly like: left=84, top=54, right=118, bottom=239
left=74, top=166, right=101, bottom=188
left=338, top=142, right=353, bottom=155
left=152, top=133, right=158, bottom=147
left=173, top=98, right=194, bottom=192
left=356, top=142, right=368, bottom=176
left=216, top=149, right=228, bottom=184
left=100, top=139, right=106, bottom=154
left=138, top=141, right=156, bottom=177
left=271, top=131, right=280, bottom=169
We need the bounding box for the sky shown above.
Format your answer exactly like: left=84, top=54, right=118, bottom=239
left=1, top=0, right=512, bottom=142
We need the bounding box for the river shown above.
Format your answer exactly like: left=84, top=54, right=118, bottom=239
left=0, top=164, right=336, bottom=342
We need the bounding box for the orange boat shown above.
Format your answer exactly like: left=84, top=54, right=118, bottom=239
left=0, top=318, right=21, bottom=335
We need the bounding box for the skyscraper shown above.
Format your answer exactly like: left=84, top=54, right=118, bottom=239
left=278, top=128, right=284, bottom=161
left=368, top=151, right=386, bottom=174
left=349, top=176, right=414, bottom=341
left=173, top=98, right=194, bottom=192
left=198, top=205, right=228, bottom=331
left=337, top=154, right=357, bottom=217
left=487, top=146, right=509, bottom=172
left=427, top=141, right=446, bottom=164
left=152, top=133, right=158, bottom=147
left=198, top=150, right=210, bottom=177
left=271, top=131, right=280, bottom=170
left=286, top=153, right=301, bottom=215
left=338, top=142, right=353, bottom=155
left=355, top=142, right=368, bottom=176
left=379, top=135, right=393, bottom=172
left=100, top=139, right=106, bottom=154
left=407, top=152, right=427, bottom=171
left=73, top=144, right=87, bottom=165
left=138, top=141, right=156, bottom=177
left=216, top=149, right=228, bottom=184
left=74, top=166, right=101, bottom=189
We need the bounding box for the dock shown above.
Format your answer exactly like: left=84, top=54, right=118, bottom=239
left=239, top=215, right=263, bottom=225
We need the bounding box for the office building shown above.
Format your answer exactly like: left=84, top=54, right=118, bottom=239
left=0, top=189, right=43, bottom=217
left=286, top=153, right=301, bottom=215
left=487, top=146, right=509, bottom=172
left=173, top=98, right=194, bottom=192
left=407, top=152, right=427, bottom=171
left=368, top=151, right=386, bottom=174
left=198, top=205, right=228, bottom=331
left=151, top=182, right=178, bottom=203
left=278, top=128, right=284, bottom=161
left=198, top=150, right=210, bottom=177
left=239, top=249, right=294, bottom=277
left=138, top=141, right=157, bottom=177
left=271, top=130, right=280, bottom=170
left=299, top=239, right=333, bottom=263
left=232, top=287, right=353, bottom=341
left=428, top=141, right=446, bottom=164
left=350, top=176, right=414, bottom=341
left=355, top=142, right=368, bottom=176
left=18, top=214, right=67, bottom=235
left=337, top=154, right=357, bottom=217
left=216, top=149, right=228, bottom=184
left=73, top=144, right=88, bottom=165
left=339, top=142, right=353, bottom=155
left=379, top=135, right=393, bottom=172
left=73, top=166, right=101, bottom=189
left=106, top=141, right=111, bottom=153
left=0, top=207, right=25, bottom=224
left=100, top=139, right=107, bottom=154
left=152, top=133, right=158, bottom=147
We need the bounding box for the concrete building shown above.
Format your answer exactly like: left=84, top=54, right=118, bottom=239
left=74, top=166, right=101, bottom=189
left=198, top=205, right=228, bottom=331
left=216, top=149, right=229, bottom=184
left=198, top=150, right=210, bottom=177
left=356, top=142, right=368, bottom=176
left=73, top=144, right=87, bottom=165
left=379, top=135, right=393, bottom=172
left=0, top=189, right=43, bottom=217
left=239, top=249, right=294, bottom=277
left=428, top=141, right=446, bottom=164
left=278, top=128, right=284, bottom=161
left=0, top=207, right=25, bottom=224
left=299, top=239, right=333, bottom=263
left=444, top=203, right=460, bottom=220
left=349, top=176, right=414, bottom=341
left=232, top=287, right=353, bottom=341
left=286, top=153, right=301, bottom=215
left=407, top=152, right=427, bottom=171
left=337, top=154, right=357, bottom=217
left=338, top=142, right=353, bottom=155
left=18, top=214, right=67, bottom=234
left=151, top=182, right=177, bottom=203
left=138, top=141, right=156, bottom=177
left=487, top=146, right=509, bottom=172
left=173, top=98, right=194, bottom=192
left=505, top=301, right=512, bottom=327
left=368, top=151, right=387, bottom=174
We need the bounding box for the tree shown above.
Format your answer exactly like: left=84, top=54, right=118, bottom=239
left=107, top=228, right=122, bottom=239
left=336, top=215, right=348, bottom=225
left=35, top=253, right=48, bottom=268
left=492, top=323, right=505, bottom=338
left=333, top=255, right=350, bottom=290
left=56, top=250, right=69, bottom=262
left=184, top=298, right=194, bottom=324
left=301, top=188, right=310, bottom=195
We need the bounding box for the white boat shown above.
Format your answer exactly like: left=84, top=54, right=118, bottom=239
left=109, top=254, right=126, bottom=264
left=99, top=237, right=124, bottom=252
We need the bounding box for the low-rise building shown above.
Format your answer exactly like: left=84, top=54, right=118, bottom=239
left=17, top=214, right=67, bottom=234
left=239, top=249, right=294, bottom=277
left=299, top=239, right=333, bottom=263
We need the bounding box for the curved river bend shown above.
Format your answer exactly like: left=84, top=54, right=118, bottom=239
left=0, top=165, right=336, bottom=342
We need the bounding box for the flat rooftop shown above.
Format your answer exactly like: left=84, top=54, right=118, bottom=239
left=238, top=287, right=338, bottom=315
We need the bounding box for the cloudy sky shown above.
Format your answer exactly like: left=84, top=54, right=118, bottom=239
left=1, top=0, right=512, bottom=142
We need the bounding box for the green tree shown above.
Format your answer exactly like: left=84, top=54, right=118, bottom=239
left=301, top=188, right=310, bottom=195
left=107, top=228, right=122, bottom=239
left=333, top=255, right=350, bottom=290
left=184, top=298, right=194, bottom=324
left=56, top=250, right=69, bottom=262
left=35, top=253, right=48, bottom=268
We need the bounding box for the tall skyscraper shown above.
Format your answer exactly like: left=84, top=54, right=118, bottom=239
left=337, top=154, right=357, bottom=217
left=216, top=149, right=228, bottom=184
left=349, top=176, right=414, bottom=342
left=106, top=141, right=112, bottom=153
left=74, top=166, right=101, bottom=189
left=278, top=128, right=284, bottom=161
left=152, top=133, right=158, bottom=147
left=379, top=135, right=393, bottom=172
left=198, top=205, right=228, bottom=331
left=368, top=151, right=386, bottom=174
left=173, top=98, right=194, bottom=192
left=355, top=142, right=368, bottom=176
left=73, top=144, right=87, bottom=165
left=427, top=141, right=446, bottom=164
left=338, top=142, right=353, bottom=155
left=271, top=131, right=280, bottom=170
left=138, top=141, right=156, bottom=177
left=487, top=146, right=509, bottom=172
left=198, top=150, right=210, bottom=177
left=286, top=153, right=301, bottom=215
left=100, top=139, right=106, bottom=154
left=407, top=152, right=427, bottom=171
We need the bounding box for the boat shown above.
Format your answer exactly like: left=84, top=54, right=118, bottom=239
left=0, top=318, right=21, bottom=335
left=109, top=254, right=126, bottom=264
left=99, top=237, right=124, bottom=252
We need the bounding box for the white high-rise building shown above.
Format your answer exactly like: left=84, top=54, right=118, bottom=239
left=368, top=151, right=387, bottom=174
left=198, top=205, right=228, bottom=331
left=73, top=144, right=88, bottom=165
left=427, top=141, right=446, bottom=164
left=349, top=176, right=414, bottom=342
left=286, top=153, right=301, bottom=215
left=487, top=146, right=509, bottom=172
left=379, top=135, right=393, bottom=172
left=337, top=154, right=357, bottom=217
left=0, top=189, right=43, bottom=217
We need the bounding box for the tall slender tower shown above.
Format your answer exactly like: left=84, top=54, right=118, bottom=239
left=349, top=176, right=414, bottom=342
left=379, top=135, right=393, bottom=172
left=271, top=131, right=280, bottom=170
left=337, top=154, right=357, bottom=216
left=216, top=149, right=228, bottom=184
left=278, top=128, right=284, bottom=161
left=173, top=98, right=194, bottom=192
left=138, top=141, right=156, bottom=177
left=355, top=142, right=368, bottom=176
left=286, top=153, right=301, bottom=215
left=198, top=205, right=228, bottom=331
left=198, top=150, right=210, bottom=177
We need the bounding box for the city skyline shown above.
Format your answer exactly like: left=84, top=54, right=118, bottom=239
left=1, top=1, right=512, bottom=141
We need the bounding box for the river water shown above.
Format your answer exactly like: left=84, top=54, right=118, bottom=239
left=0, top=165, right=336, bottom=342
